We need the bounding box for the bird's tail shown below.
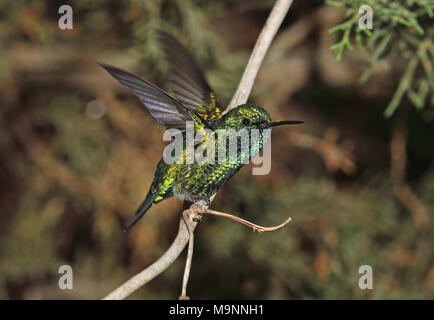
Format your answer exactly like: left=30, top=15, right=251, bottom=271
left=123, top=193, right=159, bottom=232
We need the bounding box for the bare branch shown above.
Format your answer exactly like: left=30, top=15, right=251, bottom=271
left=103, top=214, right=199, bottom=300
left=198, top=209, right=292, bottom=233
left=103, top=0, right=295, bottom=300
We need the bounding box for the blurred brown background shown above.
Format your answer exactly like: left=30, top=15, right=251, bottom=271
left=0, top=0, right=433, bottom=299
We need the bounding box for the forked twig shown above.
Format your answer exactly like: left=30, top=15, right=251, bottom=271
left=103, top=0, right=295, bottom=300
left=227, top=0, right=295, bottom=110
left=177, top=207, right=292, bottom=300
left=197, top=209, right=292, bottom=234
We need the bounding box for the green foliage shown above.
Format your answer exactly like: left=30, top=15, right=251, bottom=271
left=327, top=0, right=434, bottom=117
left=195, top=173, right=434, bottom=299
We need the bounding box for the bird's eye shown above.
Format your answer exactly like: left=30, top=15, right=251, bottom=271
left=241, top=118, right=251, bottom=126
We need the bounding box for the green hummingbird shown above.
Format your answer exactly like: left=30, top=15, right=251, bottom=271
left=100, top=30, right=303, bottom=231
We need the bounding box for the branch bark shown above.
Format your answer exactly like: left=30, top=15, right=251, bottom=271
left=103, top=213, right=197, bottom=300
left=103, top=0, right=294, bottom=300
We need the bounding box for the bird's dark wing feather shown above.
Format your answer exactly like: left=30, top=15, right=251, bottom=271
left=123, top=192, right=159, bottom=231
left=156, top=29, right=222, bottom=119
left=100, top=63, right=196, bottom=131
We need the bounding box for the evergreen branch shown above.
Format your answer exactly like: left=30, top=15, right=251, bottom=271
left=327, top=0, right=434, bottom=117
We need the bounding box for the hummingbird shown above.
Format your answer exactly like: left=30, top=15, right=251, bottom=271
left=100, top=30, right=303, bottom=231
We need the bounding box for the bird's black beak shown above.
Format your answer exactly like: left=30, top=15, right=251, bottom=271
left=259, top=120, right=304, bottom=129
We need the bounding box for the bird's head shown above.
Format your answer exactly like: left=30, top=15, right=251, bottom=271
left=217, top=103, right=303, bottom=131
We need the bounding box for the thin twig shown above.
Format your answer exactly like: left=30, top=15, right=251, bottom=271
left=103, top=215, right=199, bottom=300
left=103, top=0, right=295, bottom=300
left=198, top=209, right=292, bottom=234
left=179, top=210, right=195, bottom=300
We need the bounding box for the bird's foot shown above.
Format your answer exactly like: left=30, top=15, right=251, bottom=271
left=192, top=214, right=203, bottom=223
left=188, top=196, right=210, bottom=222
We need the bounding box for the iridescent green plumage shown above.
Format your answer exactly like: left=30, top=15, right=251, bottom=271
left=101, top=30, right=303, bottom=231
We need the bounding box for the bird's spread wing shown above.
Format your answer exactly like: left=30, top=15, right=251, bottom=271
left=100, top=63, right=206, bottom=133
left=156, top=29, right=223, bottom=121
